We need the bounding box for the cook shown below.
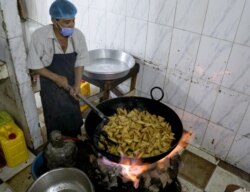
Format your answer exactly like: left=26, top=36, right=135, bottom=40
left=27, top=0, right=89, bottom=137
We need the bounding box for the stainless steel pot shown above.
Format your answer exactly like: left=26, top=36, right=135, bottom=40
left=27, top=168, right=95, bottom=192
left=84, top=49, right=135, bottom=80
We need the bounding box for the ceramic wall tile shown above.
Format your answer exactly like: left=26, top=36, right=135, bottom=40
left=36, top=0, right=50, bottom=25
left=185, top=78, right=219, bottom=120
left=46, top=0, right=54, bottom=24
left=210, top=87, right=249, bottom=133
left=18, top=82, right=43, bottom=148
left=8, top=37, right=30, bottom=84
left=107, top=0, right=126, bottom=16
left=0, top=37, right=7, bottom=62
left=186, top=145, right=219, bottom=165
left=126, top=0, right=149, bottom=21
left=0, top=0, right=23, bottom=38
left=235, top=0, right=250, bottom=46
left=26, top=117, right=43, bottom=149
left=71, top=0, right=88, bottom=8
left=133, top=89, right=142, bottom=97
left=24, top=20, right=44, bottom=49
left=175, top=0, right=208, bottom=34
left=24, top=0, right=49, bottom=25
left=0, top=80, right=24, bottom=123
left=148, top=0, right=177, bottom=27
left=222, top=44, right=250, bottom=96
left=0, top=13, right=6, bottom=38
left=140, top=91, right=150, bottom=99
left=2, top=43, right=15, bottom=80
left=125, top=17, right=147, bottom=59
left=145, top=23, right=172, bottom=67
left=116, top=79, right=131, bottom=95
left=205, top=167, right=250, bottom=192
left=201, top=122, right=235, bottom=160
left=15, top=82, right=35, bottom=121
left=18, top=81, right=37, bottom=121
left=226, top=134, right=250, bottom=174
left=24, top=0, right=38, bottom=22
left=106, top=13, right=125, bottom=50
left=89, top=40, right=106, bottom=50
left=165, top=104, right=184, bottom=120
left=168, top=29, right=200, bottom=76
left=141, top=64, right=166, bottom=98
left=203, top=0, right=245, bottom=41
left=237, top=104, right=250, bottom=138
left=89, top=9, right=106, bottom=48
left=193, top=36, right=232, bottom=84
left=0, top=61, right=8, bottom=79
left=163, top=69, right=191, bottom=109
left=85, top=40, right=90, bottom=50
left=74, top=5, right=89, bottom=41
left=89, top=0, right=106, bottom=11
left=134, top=59, right=145, bottom=92
left=182, top=111, right=208, bottom=148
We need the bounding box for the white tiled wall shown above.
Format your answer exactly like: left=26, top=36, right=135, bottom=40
left=0, top=6, right=6, bottom=61
left=0, top=0, right=43, bottom=149
left=22, top=0, right=250, bottom=173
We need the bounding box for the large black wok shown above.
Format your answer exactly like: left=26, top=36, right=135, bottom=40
left=85, top=96, right=183, bottom=164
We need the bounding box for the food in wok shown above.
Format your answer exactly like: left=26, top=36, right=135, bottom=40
left=98, top=108, right=175, bottom=158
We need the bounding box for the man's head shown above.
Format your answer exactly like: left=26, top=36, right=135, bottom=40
left=49, top=0, right=77, bottom=36
left=49, top=0, right=77, bottom=19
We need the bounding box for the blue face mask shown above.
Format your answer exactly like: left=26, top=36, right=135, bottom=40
left=56, top=22, right=74, bottom=37
left=60, top=27, right=74, bottom=37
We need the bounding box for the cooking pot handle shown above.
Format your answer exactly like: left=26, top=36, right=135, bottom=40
left=150, top=87, right=164, bottom=101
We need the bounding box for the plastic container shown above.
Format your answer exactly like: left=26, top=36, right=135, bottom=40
left=0, top=122, right=28, bottom=167
left=80, top=80, right=90, bottom=112
left=0, top=111, right=14, bottom=127
left=32, top=152, right=46, bottom=179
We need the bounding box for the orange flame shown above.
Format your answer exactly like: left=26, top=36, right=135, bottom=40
left=102, top=131, right=192, bottom=189
left=120, top=164, right=147, bottom=188
left=166, top=130, right=192, bottom=158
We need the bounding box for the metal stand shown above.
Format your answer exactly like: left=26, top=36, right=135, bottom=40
left=82, top=63, right=140, bottom=101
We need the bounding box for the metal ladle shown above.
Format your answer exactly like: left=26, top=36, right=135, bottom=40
left=68, top=86, right=117, bottom=146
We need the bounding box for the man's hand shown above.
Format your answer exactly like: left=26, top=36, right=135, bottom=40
left=54, top=75, right=69, bottom=90
left=68, top=84, right=80, bottom=100
left=73, top=84, right=80, bottom=95
left=32, top=68, right=69, bottom=91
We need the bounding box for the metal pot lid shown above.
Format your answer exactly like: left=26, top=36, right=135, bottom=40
left=83, top=49, right=135, bottom=80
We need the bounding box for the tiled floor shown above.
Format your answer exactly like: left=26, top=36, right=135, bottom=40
left=179, top=150, right=216, bottom=189
left=178, top=145, right=250, bottom=192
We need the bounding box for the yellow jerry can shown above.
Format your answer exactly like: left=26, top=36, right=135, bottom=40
left=0, top=122, right=28, bottom=167
left=0, top=111, right=14, bottom=127
left=80, top=80, right=90, bottom=112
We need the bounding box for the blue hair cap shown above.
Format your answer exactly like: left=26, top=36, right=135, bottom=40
left=49, top=0, right=77, bottom=19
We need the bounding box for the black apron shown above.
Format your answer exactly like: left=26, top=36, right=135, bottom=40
left=40, top=38, right=83, bottom=137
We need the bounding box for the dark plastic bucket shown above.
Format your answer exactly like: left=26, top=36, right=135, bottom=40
left=31, top=152, right=47, bottom=180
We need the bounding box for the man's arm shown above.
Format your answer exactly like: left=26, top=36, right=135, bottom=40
left=73, top=66, right=83, bottom=94
left=32, top=68, right=69, bottom=90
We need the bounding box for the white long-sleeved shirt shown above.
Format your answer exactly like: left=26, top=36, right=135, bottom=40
left=27, top=24, right=89, bottom=69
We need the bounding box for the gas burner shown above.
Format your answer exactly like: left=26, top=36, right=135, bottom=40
left=76, top=140, right=182, bottom=192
